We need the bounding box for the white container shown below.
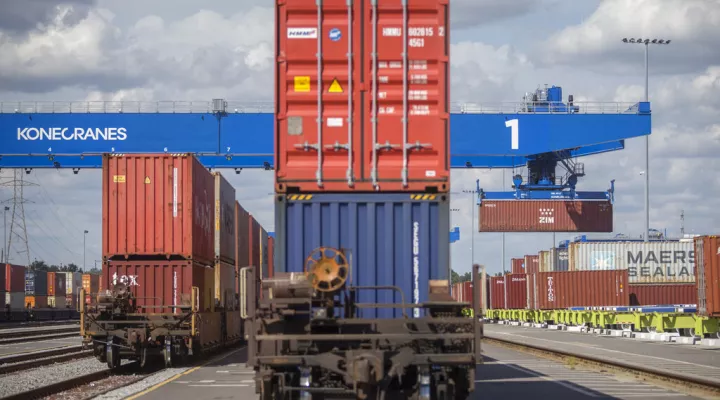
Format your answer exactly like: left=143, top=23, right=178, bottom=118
left=568, top=241, right=695, bottom=283
left=5, top=292, right=25, bottom=310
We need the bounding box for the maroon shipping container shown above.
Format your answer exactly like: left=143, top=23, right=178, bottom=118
left=526, top=274, right=536, bottom=309
left=479, top=200, right=613, bottom=232
left=102, top=153, right=215, bottom=264
left=628, top=284, right=696, bottom=306
left=235, top=201, right=250, bottom=293
left=511, top=258, right=524, bottom=274
left=504, top=274, right=528, bottom=309
left=275, top=0, right=450, bottom=193
left=47, top=272, right=66, bottom=297
left=249, top=215, right=261, bottom=271
left=213, top=172, right=236, bottom=263
left=489, top=276, right=505, bottom=309
left=102, top=260, right=215, bottom=314
left=3, top=264, right=25, bottom=292
left=268, top=236, right=275, bottom=278
left=534, top=270, right=628, bottom=309
left=696, top=236, right=720, bottom=317
left=524, top=255, right=539, bottom=275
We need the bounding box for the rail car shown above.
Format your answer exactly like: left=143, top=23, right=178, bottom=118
left=242, top=249, right=482, bottom=399
left=1, top=307, right=79, bottom=322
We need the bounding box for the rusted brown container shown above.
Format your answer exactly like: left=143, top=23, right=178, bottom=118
left=489, top=276, right=505, bottom=309
left=628, top=283, right=696, bottom=306
left=102, top=153, right=215, bottom=264
left=213, top=172, right=236, bottom=263
left=479, top=200, right=613, bottom=232
left=534, top=270, right=629, bottom=309
left=695, top=236, right=720, bottom=317
left=505, top=274, right=527, bottom=309
left=47, top=272, right=67, bottom=297
left=524, top=255, right=539, bottom=274
left=235, top=201, right=250, bottom=294
left=2, top=264, right=25, bottom=292
left=268, top=236, right=275, bottom=278
left=511, top=258, right=524, bottom=274
left=102, top=260, right=215, bottom=314
left=249, top=215, right=261, bottom=271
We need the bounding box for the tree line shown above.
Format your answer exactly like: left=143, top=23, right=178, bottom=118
left=451, top=269, right=506, bottom=284
left=29, top=260, right=101, bottom=274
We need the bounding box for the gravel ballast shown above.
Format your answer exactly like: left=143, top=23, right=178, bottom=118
left=0, top=357, right=121, bottom=398
left=93, top=367, right=191, bottom=400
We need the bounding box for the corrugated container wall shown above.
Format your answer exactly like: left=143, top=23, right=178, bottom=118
left=102, top=154, right=215, bottom=264
left=47, top=272, right=67, bottom=297
left=213, top=172, right=236, bottom=263
left=26, top=270, right=48, bottom=295
left=511, top=258, right=524, bottom=274
left=249, top=216, right=261, bottom=272
left=3, top=264, right=25, bottom=292
left=26, top=295, right=48, bottom=308
left=267, top=236, right=275, bottom=278
left=82, top=274, right=100, bottom=295
left=504, top=274, right=527, bottom=309
left=568, top=241, right=694, bottom=284
left=524, top=255, right=539, bottom=274
left=489, top=276, right=505, bottom=309
left=479, top=200, right=613, bottom=232
left=533, top=270, right=629, bottom=309
left=103, top=260, right=215, bottom=314
left=275, top=0, right=450, bottom=193
left=629, top=284, right=696, bottom=306
left=695, top=236, right=720, bottom=317
left=235, top=201, right=250, bottom=293
left=553, top=248, right=569, bottom=272
left=214, top=261, right=236, bottom=309
left=260, top=227, right=269, bottom=278
left=276, top=193, right=449, bottom=319
left=65, top=272, right=82, bottom=295
left=539, top=251, right=552, bottom=272
left=526, top=274, right=537, bottom=309
left=5, top=292, right=24, bottom=309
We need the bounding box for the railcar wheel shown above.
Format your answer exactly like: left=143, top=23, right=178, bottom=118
left=163, top=336, right=173, bottom=368
left=106, top=336, right=120, bottom=369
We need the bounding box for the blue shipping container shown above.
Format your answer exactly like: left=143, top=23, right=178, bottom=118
left=275, top=193, right=450, bottom=319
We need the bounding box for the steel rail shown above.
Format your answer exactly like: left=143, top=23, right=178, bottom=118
left=0, top=348, right=92, bottom=375
left=484, top=334, right=720, bottom=395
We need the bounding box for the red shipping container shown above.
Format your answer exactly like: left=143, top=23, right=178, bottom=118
left=695, top=236, right=720, bottom=317
left=526, top=273, right=536, bottom=309
left=102, top=260, right=215, bottom=314
left=3, top=264, right=26, bottom=292
left=249, top=215, right=261, bottom=271
left=213, top=172, right=237, bottom=263
left=102, top=153, right=215, bottom=264
left=268, top=236, right=275, bottom=278
left=524, top=255, right=539, bottom=274
left=504, top=274, right=528, bottom=309
left=47, top=272, right=66, bottom=297
left=489, top=276, right=505, bottom=309
left=275, top=0, right=450, bottom=193
left=511, top=258, right=524, bottom=274
left=629, top=284, right=696, bottom=306
left=235, top=201, right=250, bottom=293
left=479, top=200, right=613, bottom=232
left=534, top=270, right=628, bottom=309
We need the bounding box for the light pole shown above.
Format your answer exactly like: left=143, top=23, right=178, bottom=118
left=83, top=230, right=89, bottom=271
left=622, top=37, right=671, bottom=242
left=3, top=206, right=9, bottom=263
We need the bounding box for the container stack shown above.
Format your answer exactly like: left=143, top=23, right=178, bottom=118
left=694, top=236, right=719, bottom=317
left=60, top=272, right=83, bottom=310
left=3, top=264, right=26, bottom=310
left=25, top=269, right=48, bottom=308
left=511, top=258, right=524, bottom=274
left=273, top=1, right=451, bottom=319
left=81, top=273, right=100, bottom=305
left=101, top=153, right=219, bottom=313
left=47, top=271, right=67, bottom=308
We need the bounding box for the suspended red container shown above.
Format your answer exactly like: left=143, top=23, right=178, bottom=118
left=479, top=200, right=613, bottom=232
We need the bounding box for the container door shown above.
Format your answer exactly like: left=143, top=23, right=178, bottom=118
left=362, top=0, right=449, bottom=191
left=276, top=0, right=358, bottom=190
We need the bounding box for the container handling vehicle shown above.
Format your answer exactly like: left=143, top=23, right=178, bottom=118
left=241, top=250, right=483, bottom=400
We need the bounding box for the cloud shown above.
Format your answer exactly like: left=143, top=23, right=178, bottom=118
left=0, top=0, right=96, bottom=35
left=541, top=0, right=720, bottom=74
left=451, top=0, right=546, bottom=29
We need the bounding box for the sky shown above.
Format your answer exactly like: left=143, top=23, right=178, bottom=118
left=0, top=0, right=719, bottom=275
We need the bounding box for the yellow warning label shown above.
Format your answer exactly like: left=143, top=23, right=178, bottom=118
left=113, top=175, right=126, bottom=183
left=328, top=78, right=343, bottom=93
left=294, top=76, right=310, bottom=92
left=144, top=176, right=151, bottom=184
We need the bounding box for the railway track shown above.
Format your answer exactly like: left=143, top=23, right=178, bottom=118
left=0, top=346, right=92, bottom=375
left=485, top=333, right=720, bottom=398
